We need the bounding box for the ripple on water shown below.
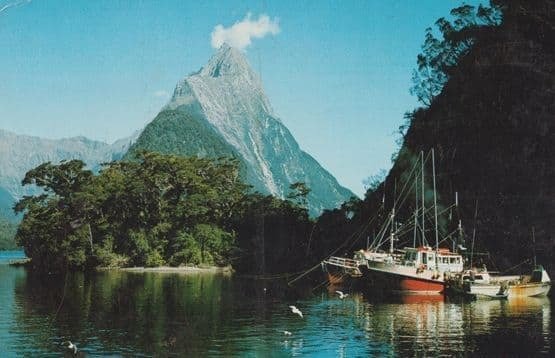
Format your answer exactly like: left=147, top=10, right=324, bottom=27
left=0, top=267, right=552, bottom=356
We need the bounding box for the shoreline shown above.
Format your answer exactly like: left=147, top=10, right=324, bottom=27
left=98, top=265, right=234, bottom=274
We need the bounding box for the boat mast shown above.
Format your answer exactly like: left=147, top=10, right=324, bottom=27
left=454, top=191, right=459, bottom=252
left=532, top=226, right=537, bottom=266
left=413, top=172, right=418, bottom=248
left=389, top=208, right=395, bottom=254
left=421, top=151, right=425, bottom=246
left=432, top=148, right=439, bottom=270
left=389, top=178, right=397, bottom=254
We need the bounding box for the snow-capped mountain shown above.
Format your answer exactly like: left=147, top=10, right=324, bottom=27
left=128, top=44, right=354, bottom=215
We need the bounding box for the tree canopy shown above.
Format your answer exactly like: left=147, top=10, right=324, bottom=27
left=410, top=3, right=502, bottom=107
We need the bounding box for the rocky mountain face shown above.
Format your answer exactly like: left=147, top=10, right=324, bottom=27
left=0, top=129, right=137, bottom=219
left=359, top=0, right=555, bottom=272
left=127, top=44, right=354, bottom=215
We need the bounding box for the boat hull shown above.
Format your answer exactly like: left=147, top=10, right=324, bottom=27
left=469, top=284, right=508, bottom=300
left=363, top=266, right=445, bottom=295
left=327, top=271, right=347, bottom=285
left=508, top=282, right=551, bottom=298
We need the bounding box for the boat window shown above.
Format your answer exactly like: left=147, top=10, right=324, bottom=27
left=442, top=257, right=448, bottom=264
left=475, top=275, right=483, bottom=280
left=421, top=253, right=427, bottom=264
left=450, top=257, right=457, bottom=264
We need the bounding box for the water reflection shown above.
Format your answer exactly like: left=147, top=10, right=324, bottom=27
left=0, top=266, right=552, bottom=356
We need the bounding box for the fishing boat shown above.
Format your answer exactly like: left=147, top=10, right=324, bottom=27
left=494, top=265, right=551, bottom=298
left=447, top=265, right=551, bottom=299
left=450, top=267, right=509, bottom=299
left=355, top=246, right=464, bottom=294
left=323, top=149, right=466, bottom=294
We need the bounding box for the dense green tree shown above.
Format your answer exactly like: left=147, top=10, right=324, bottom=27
left=231, top=192, right=313, bottom=274
left=14, top=160, right=94, bottom=270
left=0, top=216, right=18, bottom=250
left=14, top=153, right=250, bottom=272
left=410, top=4, right=502, bottom=106
left=287, top=182, right=311, bottom=208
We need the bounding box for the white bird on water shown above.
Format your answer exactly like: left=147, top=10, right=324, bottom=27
left=289, top=305, right=303, bottom=318
left=63, top=341, right=77, bottom=354
left=335, top=290, right=349, bottom=299
left=283, top=330, right=292, bottom=336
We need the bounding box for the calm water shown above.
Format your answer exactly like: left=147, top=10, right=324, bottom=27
left=0, top=253, right=552, bottom=357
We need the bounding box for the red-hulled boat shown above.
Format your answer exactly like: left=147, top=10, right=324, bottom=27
left=322, top=149, right=466, bottom=294
left=355, top=246, right=464, bottom=294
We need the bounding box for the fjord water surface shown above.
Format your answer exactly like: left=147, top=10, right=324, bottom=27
left=0, top=259, right=552, bottom=356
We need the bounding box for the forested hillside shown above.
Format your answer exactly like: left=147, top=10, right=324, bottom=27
left=313, top=1, right=554, bottom=275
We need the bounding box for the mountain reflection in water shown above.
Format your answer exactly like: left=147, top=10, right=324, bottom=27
left=0, top=264, right=552, bottom=356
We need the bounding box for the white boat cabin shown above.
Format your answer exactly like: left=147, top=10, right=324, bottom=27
left=402, top=246, right=464, bottom=273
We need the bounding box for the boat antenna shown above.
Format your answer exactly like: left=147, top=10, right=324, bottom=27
left=532, top=226, right=537, bottom=267
left=389, top=208, right=395, bottom=254
left=455, top=191, right=463, bottom=252
left=470, top=199, right=479, bottom=268
left=432, top=148, right=439, bottom=270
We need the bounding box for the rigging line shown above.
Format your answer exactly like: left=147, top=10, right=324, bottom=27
left=287, top=262, right=322, bottom=286
left=389, top=152, right=435, bottom=229
left=290, top=204, right=386, bottom=286
left=371, top=213, right=393, bottom=250
left=342, top=204, right=386, bottom=252
left=437, top=228, right=460, bottom=245
left=394, top=218, right=457, bottom=248
left=377, top=203, right=457, bottom=249
left=392, top=179, right=418, bottom=222
left=394, top=150, right=432, bottom=211
left=289, top=212, right=378, bottom=285
left=499, top=259, right=532, bottom=275
left=305, top=221, right=318, bottom=257
left=391, top=152, right=427, bottom=212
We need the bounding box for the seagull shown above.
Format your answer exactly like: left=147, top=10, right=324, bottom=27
left=62, top=341, right=77, bottom=354
left=335, top=290, right=349, bottom=299
left=289, top=305, right=303, bottom=318
left=283, top=330, right=292, bottom=336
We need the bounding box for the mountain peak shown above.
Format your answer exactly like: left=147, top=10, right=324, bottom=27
left=201, top=43, right=252, bottom=78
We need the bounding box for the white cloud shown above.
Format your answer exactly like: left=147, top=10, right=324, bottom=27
left=211, top=13, right=280, bottom=51
left=154, top=90, right=169, bottom=98
left=0, top=0, right=31, bottom=15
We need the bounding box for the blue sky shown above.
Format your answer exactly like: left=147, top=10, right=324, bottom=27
left=0, top=0, right=484, bottom=196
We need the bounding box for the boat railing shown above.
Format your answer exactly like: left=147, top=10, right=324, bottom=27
left=323, top=256, right=363, bottom=277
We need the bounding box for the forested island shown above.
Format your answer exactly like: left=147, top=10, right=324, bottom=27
left=13, top=152, right=322, bottom=273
